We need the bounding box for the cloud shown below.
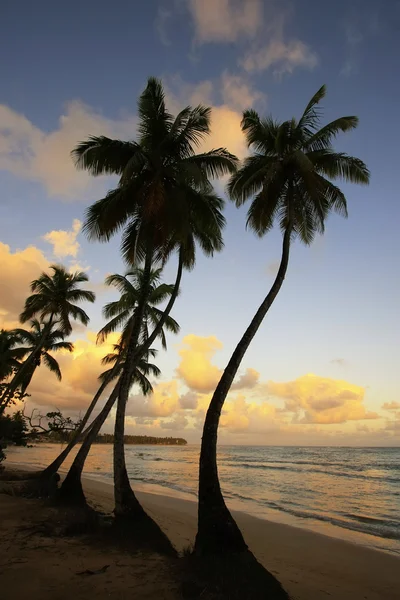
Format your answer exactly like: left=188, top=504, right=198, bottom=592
left=176, top=334, right=223, bottom=393
left=188, top=0, right=262, bottom=44
left=266, top=260, right=280, bottom=276
left=25, top=332, right=120, bottom=411
left=155, top=6, right=173, bottom=46
left=267, top=374, right=378, bottom=424
left=242, top=38, right=318, bottom=76
left=165, top=74, right=264, bottom=160
left=220, top=71, right=265, bottom=112
left=179, top=391, right=199, bottom=409
left=42, top=219, right=82, bottom=258
left=231, top=368, right=260, bottom=390
left=128, top=380, right=179, bottom=418
left=330, top=358, right=348, bottom=367
left=382, top=402, right=400, bottom=411
left=159, top=414, right=189, bottom=430
left=220, top=394, right=278, bottom=434
left=0, top=242, right=49, bottom=328
left=0, top=101, right=136, bottom=199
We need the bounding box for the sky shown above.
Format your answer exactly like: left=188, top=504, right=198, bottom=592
left=1, top=0, right=399, bottom=446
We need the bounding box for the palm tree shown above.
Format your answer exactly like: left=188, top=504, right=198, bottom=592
left=0, top=329, right=27, bottom=382
left=12, top=319, right=73, bottom=394
left=0, top=265, right=95, bottom=407
left=72, top=77, right=237, bottom=520
left=195, top=85, right=370, bottom=555
left=40, top=268, right=179, bottom=480
left=58, top=343, right=160, bottom=505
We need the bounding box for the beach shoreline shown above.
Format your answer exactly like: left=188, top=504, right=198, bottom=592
left=1, top=465, right=399, bottom=599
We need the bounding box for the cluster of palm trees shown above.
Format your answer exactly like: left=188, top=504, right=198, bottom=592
left=0, top=78, right=369, bottom=558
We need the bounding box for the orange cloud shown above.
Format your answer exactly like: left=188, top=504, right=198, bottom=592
left=267, top=374, right=378, bottom=424
left=176, top=334, right=223, bottom=393
left=42, top=219, right=81, bottom=258
left=128, top=380, right=179, bottom=418
left=0, top=242, right=49, bottom=328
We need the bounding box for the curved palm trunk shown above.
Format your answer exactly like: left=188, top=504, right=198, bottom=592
left=195, top=224, right=293, bottom=555
left=114, top=250, right=184, bottom=518
left=0, top=319, right=53, bottom=409
left=41, top=372, right=115, bottom=478
left=59, top=251, right=183, bottom=508
left=58, top=383, right=120, bottom=504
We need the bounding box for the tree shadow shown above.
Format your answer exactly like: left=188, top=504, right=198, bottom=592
left=181, top=548, right=291, bottom=600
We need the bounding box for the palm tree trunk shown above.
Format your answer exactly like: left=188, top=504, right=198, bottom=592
left=113, top=248, right=154, bottom=518
left=59, top=250, right=183, bottom=507
left=194, top=224, right=293, bottom=555
left=58, top=383, right=120, bottom=504
left=41, top=372, right=115, bottom=478
left=113, top=249, right=184, bottom=519
left=0, top=318, right=53, bottom=408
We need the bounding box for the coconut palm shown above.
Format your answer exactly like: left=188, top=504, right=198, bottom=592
left=97, top=267, right=180, bottom=347
left=58, top=342, right=160, bottom=505
left=72, top=77, right=237, bottom=519
left=0, top=329, right=27, bottom=382
left=0, top=265, right=95, bottom=407
left=41, top=268, right=179, bottom=480
left=11, top=319, right=73, bottom=394
left=195, top=85, right=370, bottom=555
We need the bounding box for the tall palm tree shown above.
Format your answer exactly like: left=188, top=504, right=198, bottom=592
left=0, top=265, right=95, bottom=407
left=40, top=268, right=179, bottom=479
left=195, top=85, right=370, bottom=555
left=12, top=319, right=73, bottom=394
left=72, top=77, right=237, bottom=520
left=58, top=343, right=160, bottom=504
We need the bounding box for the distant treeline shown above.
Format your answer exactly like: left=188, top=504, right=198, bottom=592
left=46, top=431, right=187, bottom=446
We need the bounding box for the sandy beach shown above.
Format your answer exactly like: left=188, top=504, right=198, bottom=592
left=1, top=469, right=399, bottom=600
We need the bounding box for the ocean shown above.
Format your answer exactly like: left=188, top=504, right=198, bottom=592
left=6, top=444, right=400, bottom=556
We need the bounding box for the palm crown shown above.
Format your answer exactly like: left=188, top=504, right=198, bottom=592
left=20, top=265, right=96, bottom=335
left=0, top=329, right=27, bottom=382
left=228, top=84, right=370, bottom=243
left=99, top=343, right=160, bottom=396
left=73, top=77, right=238, bottom=268
left=97, top=266, right=180, bottom=348
left=13, top=319, right=73, bottom=392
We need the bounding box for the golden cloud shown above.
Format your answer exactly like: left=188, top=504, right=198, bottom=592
left=176, top=334, right=223, bottom=393
left=267, top=374, right=378, bottom=424
left=382, top=402, right=400, bottom=411
left=42, top=219, right=81, bottom=258
left=231, top=367, right=260, bottom=390
left=0, top=242, right=49, bottom=328
left=26, top=332, right=120, bottom=411
left=220, top=394, right=278, bottom=434
left=128, top=380, right=179, bottom=418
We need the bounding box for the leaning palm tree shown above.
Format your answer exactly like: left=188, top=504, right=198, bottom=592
left=195, top=85, right=370, bottom=555
left=58, top=342, right=160, bottom=505
left=11, top=319, right=73, bottom=395
left=40, top=268, right=179, bottom=480
left=72, top=77, right=237, bottom=520
left=0, top=265, right=95, bottom=407
left=0, top=329, right=27, bottom=382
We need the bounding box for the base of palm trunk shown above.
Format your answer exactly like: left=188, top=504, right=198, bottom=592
left=182, top=549, right=290, bottom=600
left=194, top=496, right=248, bottom=555
left=56, top=467, right=87, bottom=506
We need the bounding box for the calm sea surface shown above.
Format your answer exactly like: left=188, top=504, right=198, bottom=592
left=6, top=444, right=400, bottom=556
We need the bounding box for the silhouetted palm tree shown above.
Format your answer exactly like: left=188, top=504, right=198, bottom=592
left=0, top=265, right=95, bottom=407
left=73, top=77, right=237, bottom=520
left=0, top=329, right=27, bottom=382
left=195, top=85, right=370, bottom=555
left=41, top=268, right=179, bottom=479
left=58, top=342, right=160, bottom=505
left=12, top=319, right=73, bottom=394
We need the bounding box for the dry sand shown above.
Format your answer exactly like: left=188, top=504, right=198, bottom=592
left=0, top=473, right=399, bottom=600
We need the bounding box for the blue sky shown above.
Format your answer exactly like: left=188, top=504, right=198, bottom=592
left=1, top=0, right=399, bottom=445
